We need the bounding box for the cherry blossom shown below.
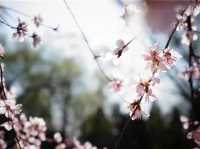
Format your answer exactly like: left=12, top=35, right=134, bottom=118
left=144, top=48, right=166, bottom=72
left=24, top=117, right=46, bottom=141
left=0, top=131, right=6, bottom=149
left=55, top=143, right=66, bottom=149
left=33, top=15, right=43, bottom=28
left=128, top=100, right=148, bottom=120
left=180, top=115, right=190, bottom=129
left=31, top=33, right=42, bottom=47
left=54, top=132, right=63, bottom=143
left=183, top=62, right=200, bottom=80
left=109, top=79, right=123, bottom=92
left=113, top=39, right=128, bottom=58
left=162, top=48, right=178, bottom=67
left=136, top=79, right=155, bottom=101
left=191, top=127, right=200, bottom=146
left=12, top=18, right=28, bottom=42
left=0, top=99, right=22, bottom=120
left=73, top=138, right=97, bottom=149
left=121, top=4, right=140, bottom=24
left=0, top=139, right=6, bottom=149
left=181, top=31, right=198, bottom=45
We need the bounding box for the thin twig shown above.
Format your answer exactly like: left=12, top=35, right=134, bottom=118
left=0, top=18, right=16, bottom=29
left=113, top=118, right=131, bottom=149
left=189, top=43, right=194, bottom=100
left=164, top=21, right=179, bottom=49
left=0, top=5, right=57, bottom=31
left=62, top=0, right=114, bottom=81
left=164, top=6, right=188, bottom=49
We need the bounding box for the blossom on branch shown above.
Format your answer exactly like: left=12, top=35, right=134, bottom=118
left=113, top=39, right=129, bottom=58
left=136, top=79, right=156, bottom=101
left=12, top=18, right=28, bottom=42
left=109, top=79, right=123, bottom=92
left=17, top=116, right=47, bottom=148
left=144, top=48, right=166, bottom=72
left=31, top=33, right=42, bottom=47
left=144, top=47, right=179, bottom=72
left=0, top=99, right=22, bottom=120
left=162, top=48, right=179, bottom=68
left=128, top=100, right=148, bottom=120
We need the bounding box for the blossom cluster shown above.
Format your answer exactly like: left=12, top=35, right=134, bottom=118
left=176, top=6, right=200, bottom=45
left=110, top=39, right=179, bottom=120
left=0, top=83, right=97, bottom=149
left=0, top=42, right=98, bottom=148
left=12, top=17, right=42, bottom=47
left=183, top=61, right=200, bottom=80
left=180, top=116, right=200, bottom=149
left=128, top=47, right=179, bottom=120
left=0, top=9, right=57, bottom=48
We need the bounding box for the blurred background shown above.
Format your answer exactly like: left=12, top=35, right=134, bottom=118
left=0, top=0, right=199, bottom=148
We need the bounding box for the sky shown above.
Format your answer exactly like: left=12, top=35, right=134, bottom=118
left=1, top=0, right=189, bottom=115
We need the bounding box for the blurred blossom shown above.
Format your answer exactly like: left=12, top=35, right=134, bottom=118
left=128, top=100, right=148, bottom=120
left=54, top=132, right=63, bottom=143
left=0, top=131, right=6, bottom=149
left=31, top=33, right=42, bottom=47
left=12, top=18, right=28, bottom=42
left=180, top=115, right=189, bottom=129
left=73, top=138, right=97, bottom=149
left=0, top=99, right=22, bottom=120
left=0, top=44, right=5, bottom=57
left=113, top=39, right=129, bottom=58
left=121, top=4, right=141, bottom=24
left=144, top=48, right=166, bottom=72
left=56, top=143, right=66, bottom=149
left=109, top=79, right=123, bottom=92
left=33, top=15, right=43, bottom=28
left=136, top=79, right=155, bottom=101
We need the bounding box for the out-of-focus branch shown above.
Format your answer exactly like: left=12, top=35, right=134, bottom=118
left=0, top=5, right=57, bottom=31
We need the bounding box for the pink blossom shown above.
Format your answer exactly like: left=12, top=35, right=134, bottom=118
left=0, top=139, right=6, bottom=149
left=24, top=117, right=46, bottom=141
left=55, top=143, right=66, bottom=149
left=183, top=63, right=200, bottom=80
left=33, top=15, right=43, bottom=27
left=14, top=115, right=47, bottom=148
left=150, top=76, right=160, bottom=86
left=109, top=79, right=123, bottom=92
left=12, top=18, right=28, bottom=42
left=191, top=127, right=200, bottom=146
left=136, top=79, right=155, bottom=100
left=0, top=99, right=22, bottom=119
left=113, top=39, right=128, bottom=58
left=128, top=100, right=148, bottom=120
left=180, top=115, right=190, bottom=129
left=162, top=48, right=177, bottom=67
left=121, top=5, right=131, bottom=23
left=73, top=138, right=97, bottom=149
left=0, top=131, right=6, bottom=149
left=181, top=31, right=198, bottom=45
left=54, top=132, right=63, bottom=143
left=144, top=48, right=166, bottom=72
left=31, top=33, right=41, bottom=47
